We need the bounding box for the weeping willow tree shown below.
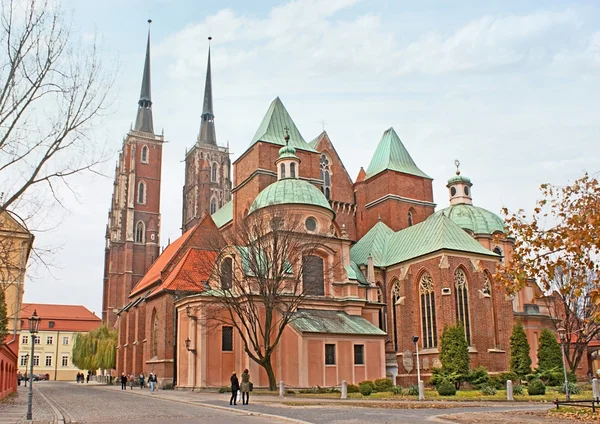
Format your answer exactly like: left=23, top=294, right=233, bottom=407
left=72, top=325, right=117, bottom=370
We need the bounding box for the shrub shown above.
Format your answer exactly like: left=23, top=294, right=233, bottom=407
left=513, top=384, right=524, bottom=395
left=437, top=379, right=457, bottom=396
left=559, top=382, right=581, bottom=395
left=358, top=380, right=375, bottom=391
left=347, top=384, right=359, bottom=393
left=537, top=367, right=563, bottom=387
left=510, top=322, right=532, bottom=378
left=490, top=371, right=519, bottom=389
left=527, top=379, right=546, bottom=396
left=430, top=367, right=460, bottom=388
left=440, top=324, right=470, bottom=387
left=285, top=390, right=296, bottom=395
left=468, top=366, right=490, bottom=389
left=218, top=386, right=229, bottom=393
left=479, top=384, right=497, bottom=395
left=358, top=382, right=373, bottom=396
left=374, top=378, right=394, bottom=392
left=405, top=384, right=420, bottom=396
left=391, top=386, right=403, bottom=395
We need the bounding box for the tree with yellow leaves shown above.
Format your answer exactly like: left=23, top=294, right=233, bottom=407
left=497, top=173, right=600, bottom=372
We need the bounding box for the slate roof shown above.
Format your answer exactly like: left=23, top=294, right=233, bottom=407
left=249, top=178, right=333, bottom=215
left=249, top=97, right=317, bottom=152
left=365, top=127, right=430, bottom=180
left=351, top=213, right=498, bottom=267
left=290, top=309, right=386, bottom=336
left=433, top=204, right=506, bottom=235
left=212, top=200, right=233, bottom=228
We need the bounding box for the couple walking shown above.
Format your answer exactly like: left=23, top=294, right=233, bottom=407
left=230, top=369, right=252, bottom=405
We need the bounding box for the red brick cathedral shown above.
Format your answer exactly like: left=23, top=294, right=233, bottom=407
left=105, top=29, right=550, bottom=388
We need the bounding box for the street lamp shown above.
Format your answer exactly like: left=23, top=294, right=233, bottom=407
left=412, top=335, right=424, bottom=400
left=26, top=309, right=41, bottom=421
left=184, top=338, right=195, bottom=352
left=23, top=354, right=29, bottom=387
left=557, top=327, right=570, bottom=401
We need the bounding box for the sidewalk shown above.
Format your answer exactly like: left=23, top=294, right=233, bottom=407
left=0, top=386, right=27, bottom=424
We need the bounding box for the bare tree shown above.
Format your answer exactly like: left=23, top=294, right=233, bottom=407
left=0, top=0, right=113, bottom=216
left=200, top=208, right=336, bottom=390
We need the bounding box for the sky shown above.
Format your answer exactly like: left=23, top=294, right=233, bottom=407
left=22, top=0, right=600, bottom=318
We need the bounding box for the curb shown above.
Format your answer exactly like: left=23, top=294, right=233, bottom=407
left=96, top=385, right=313, bottom=424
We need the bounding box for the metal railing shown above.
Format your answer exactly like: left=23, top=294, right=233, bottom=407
left=554, top=398, right=600, bottom=412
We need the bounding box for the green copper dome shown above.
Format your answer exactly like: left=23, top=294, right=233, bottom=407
left=432, top=204, right=505, bottom=235
left=447, top=174, right=472, bottom=185
left=249, top=179, right=333, bottom=215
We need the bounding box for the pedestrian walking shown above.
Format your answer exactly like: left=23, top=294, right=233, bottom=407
left=86, top=372, right=90, bottom=383
left=148, top=371, right=157, bottom=393
left=129, top=374, right=135, bottom=390
left=240, top=369, right=251, bottom=405
left=230, top=371, right=240, bottom=406
left=120, top=372, right=127, bottom=390
left=17, top=371, right=22, bottom=386
left=139, top=372, right=145, bottom=389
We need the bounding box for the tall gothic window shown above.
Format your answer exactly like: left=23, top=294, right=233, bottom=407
left=320, top=154, right=331, bottom=200
left=377, top=285, right=385, bottom=331
left=290, top=162, right=296, bottom=178
left=408, top=211, right=414, bottom=227
left=210, top=198, right=217, bottom=214
left=280, top=163, right=286, bottom=178
left=152, top=312, right=159, bottom=357
left=135, top=221, right=145, bottom=243
left=211, top=163, right=217, bottom=182
left=484, top=272, right=499, bottom=348
left=141, top=145, right=149, bottom=163
left=137, top=181, right=146, bottom=204
left=419, top=273, right=437, bottom=349
left=220, top=257, right=233, bottom=290
left=303, top=255, right=324, bottom=296
left=454, top=268, right=471, bottom=345
left=391, top=281, right=401, bottom=351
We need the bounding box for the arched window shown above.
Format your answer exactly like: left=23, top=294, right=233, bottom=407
left=376, top=285, right=385, bottom=331
left=303, top=255, right=324, bottom=296
left=290, top=162, right=296, bottom=178
left=454, top=268, right=471, bottom=345
left=280, top=163, right=286, bottom=179
left=211, top=163, right=217, bottom=182
left=135, top=221, right=145, bottom=243
left=137, top=181, right=146, bottom=204
left=493, top=246, right=503, bottom=262
left=391, top=281, right=401, bottom=351
left=320, top=154, right=331, bottom=200
left=419, top=273, right=437, bottom=349
left=484, top=272, right=499, bottom=348
left=408, top=211, right=414, bottom=227
left=141, top=145, right=149, bottom=163
left=210, top=198, right=217, bottom=215
left=220, top=257, right=233, bottom=290
left=152, top=312, right=159, bottom=357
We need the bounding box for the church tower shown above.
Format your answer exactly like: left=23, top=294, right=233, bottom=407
left=182, top=38, right=231, bottom=233
left=102, top=22, right=163, bottom=327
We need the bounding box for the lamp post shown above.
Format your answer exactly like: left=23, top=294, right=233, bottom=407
left=26, top=309, right=41, bottom=421
left=557, top=327, right=570, bottom=401
left=412, top=335, right=424, bottom=400
left=184, top=338, right=195, bottom=352
left=23, top=354, right=29, bottom=387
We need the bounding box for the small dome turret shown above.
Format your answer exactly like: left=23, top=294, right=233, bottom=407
left=447, top=160, right=473, bottom=206
left=275, top=127, right=300, bottom=180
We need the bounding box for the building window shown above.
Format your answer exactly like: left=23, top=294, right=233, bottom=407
left=290, top=162, right=296, bottom=178
left=22, top=335, right=28, bottom=344
left=135, top=221, right=145, bottom=243
left=302, top=255, right=324, bottom=296
left=484, top=272, right=499, bottom=348
left=62, top=356, right=68, bottom=367
left=493, top=246, right=503, bottom=262
left=62, top=336, right=69, bottom=345
left=137, top=181, right=146, bottom=204
left=33, top=336, right=40, bottom=344
left=325, top=344, right=336, bottom=365
left=46, top=336, right=53, bottom=345
left=141, top=145, right=149, bottom=163
left=454, top=268, right=471, bottom=345
left=20, top=355, right=28, bottom=366
left=220, top=257, right=233, bottom=290
left=305, top=217, right=317, bottom=232
left=48, top=321, right=55, bottom=328
left=210, top=198, right=217, bottom=214
left=408, top=211, right=413, bottom=227
left=391, top=280, right=401, bottom=351
left=377, top=286, right=385, bottom=331
left=419, top=272, right=437, bottom=349
left=45, top=355, right=52, bottom=367
left=211, top=163, right=217, bottom=182
left=33, top=355, right=40, bottom=366
left=280, top=163, right=286, bottom=179
left=320, top=154, right=331, bottom=200
left=222, top=326, right=233, bottom=352
left=354, top=344, right=365, bottom=365
left=152, top=314, right=159, bottom=357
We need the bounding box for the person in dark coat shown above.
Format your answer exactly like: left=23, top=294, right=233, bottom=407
left=120, top=372, right=127, bottom=390
left=230, top=371, right=240, bottom=405
left=240, top=369, right=251, bottom=405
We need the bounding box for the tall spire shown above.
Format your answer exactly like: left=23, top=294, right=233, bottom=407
left=198, top=37, right=216, bottom=145
left=134, top=20, right=154, bottom=134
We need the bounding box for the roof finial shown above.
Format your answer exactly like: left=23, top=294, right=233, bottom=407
left=454, top=159, right=461, bottom=175
left=284, top=126, right=290, bottom=145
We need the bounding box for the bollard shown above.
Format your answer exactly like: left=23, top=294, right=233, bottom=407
left=341, top=380, right=347, bottom=400
left=418, top=380, right=425, bottom=401
left=506, top=380, right=514, bottom=401
left=279, top=381, right=285, bottom=397
left=593, top=378, right=600, bottom=400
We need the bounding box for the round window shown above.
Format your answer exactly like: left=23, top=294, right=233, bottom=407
left=305, top=217, right=317, bottom=231
left=464, top=186, right=470, bottom=196
left=450, top=187, right=456, bottom=196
